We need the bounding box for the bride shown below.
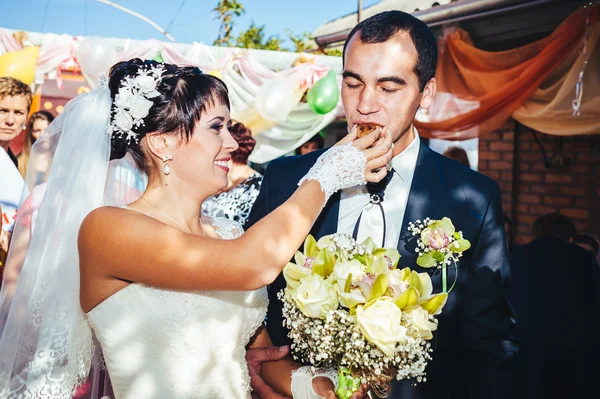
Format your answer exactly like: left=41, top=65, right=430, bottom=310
left=0, top=59, right=392, bottom=398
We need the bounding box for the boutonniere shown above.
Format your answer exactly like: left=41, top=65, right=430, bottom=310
left=407, top=217, right=471, bottom=293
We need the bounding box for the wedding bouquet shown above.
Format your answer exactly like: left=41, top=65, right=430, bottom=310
left=278, top=233, right=449, bottom=398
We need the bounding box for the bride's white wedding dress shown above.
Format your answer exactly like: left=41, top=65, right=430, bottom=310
left=86, top=216, right=268, bottom=399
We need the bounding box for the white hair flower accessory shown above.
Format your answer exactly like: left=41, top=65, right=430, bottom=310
left=108, top=64, right=166, bottom=145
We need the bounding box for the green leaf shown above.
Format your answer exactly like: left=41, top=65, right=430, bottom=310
left=394, top=287, right=419, bottom=310
left=304, top=235, right=318, bottom=257
left=432, top=250, right=445, bottom=262
left=355, top=253, right=372, bottom=267
left=367, top=274, right=389, bottom=302
left=416, top=253, right=436, bottom=268
left=450, top=239, right=471, bottom=253
left=336, top=368, right=361, bottom=399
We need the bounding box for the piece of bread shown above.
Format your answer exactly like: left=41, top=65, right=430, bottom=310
left=356, top=123, right=379, bottom=138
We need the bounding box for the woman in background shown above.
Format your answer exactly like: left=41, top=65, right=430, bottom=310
left=295, top=132, right=325, bottom=155
left=202, top=122, right=262, bottom=226
left=17, top=110, right=54, bottom=177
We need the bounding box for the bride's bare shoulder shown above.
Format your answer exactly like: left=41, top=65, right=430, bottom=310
left=79, top=206, right=150, bottom=246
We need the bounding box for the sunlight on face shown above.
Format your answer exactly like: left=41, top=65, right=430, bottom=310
left=0, top=95, right=28, bottom=143
left=173, top=103, right=239, bottom=194
left=342, top=31, right=432, bottom=149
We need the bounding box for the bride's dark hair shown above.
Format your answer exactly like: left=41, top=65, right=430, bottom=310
left=107, top=58, right=230, bottom=174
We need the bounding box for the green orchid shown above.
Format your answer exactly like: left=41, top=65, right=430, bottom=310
left=391, top=269, right=447, bottom=314
left=339, top=289, right=367, bottom=309
left=372, top=248, right=400, bottom=270
left=413, top=217, right=471, bottom=293
left=419, top=292, right=448, bottom=315
left=367, top=274, right=389, bottom=302
left=304, top=234, right=319, bottom=258
left=282, top=262, right=311, bottom=289
left=311, top=247, right=336, bottom=278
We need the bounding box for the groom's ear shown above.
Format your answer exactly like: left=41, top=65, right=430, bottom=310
left=419, top=78, right=437, bottom=110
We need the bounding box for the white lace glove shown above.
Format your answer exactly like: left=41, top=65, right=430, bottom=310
left=291, top=366, right=339, bottom=399
left=298, top=144, right=367, bottom=201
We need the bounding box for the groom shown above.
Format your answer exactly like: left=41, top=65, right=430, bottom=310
left=246, top=11, right=517, bottom=399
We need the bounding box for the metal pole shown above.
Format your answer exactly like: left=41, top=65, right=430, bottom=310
left=96, top=0, right=176, bottom=42
left=358, top=0, right=363, bottom=23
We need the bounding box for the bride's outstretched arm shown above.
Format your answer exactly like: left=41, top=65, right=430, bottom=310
left=78, top=129, right=392, bottom=292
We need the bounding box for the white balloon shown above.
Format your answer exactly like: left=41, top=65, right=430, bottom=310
left=76, top=37, right=118, bottom=86
left=255, top=78, right=296, bottom=122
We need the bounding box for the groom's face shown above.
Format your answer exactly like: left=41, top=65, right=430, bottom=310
left=342, top=31, right=435, bottom=152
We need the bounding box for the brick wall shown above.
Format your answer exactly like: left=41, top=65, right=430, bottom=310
left=478, top=121, right=600, bottom=244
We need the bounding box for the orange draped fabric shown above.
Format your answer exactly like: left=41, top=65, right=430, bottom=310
left=415, top=5, right=599, bottom=139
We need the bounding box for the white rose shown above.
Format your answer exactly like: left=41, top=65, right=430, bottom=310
left=128, top=96, right=154, bottom=120
left=114, top=110, right=133, bottom=132
left=331, top=259, right=364, bottom=293
left=293, top=274, right=338, bottom=319
left=356, top=299, right=407, bottom=356
left=406, top=307, right=437, bottom=340
left=136, top=75, right=157, bottom=94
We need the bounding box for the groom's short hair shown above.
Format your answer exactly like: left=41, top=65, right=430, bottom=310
left=342, top=11, right=438, bottom=92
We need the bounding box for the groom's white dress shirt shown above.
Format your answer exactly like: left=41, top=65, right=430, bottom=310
left=338, top=132, right=420, bottom=248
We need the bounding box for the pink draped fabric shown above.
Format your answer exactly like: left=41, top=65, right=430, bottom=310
left=0, top=28, right=21, bottom=53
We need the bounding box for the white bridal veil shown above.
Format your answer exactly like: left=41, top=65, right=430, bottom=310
left=0, top=82, right=145, bottom=397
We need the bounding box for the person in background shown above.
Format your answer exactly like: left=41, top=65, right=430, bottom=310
left=295, top=132, right=325, bottom=155
left=0, top=77, right=31, bottom=167
left=0, top=77, right=31, bottom=249
left=571, top=233, right=599, bottom=259
left=201, top=121, right=263, bottom=226
left=1, top=204, right=5, bottom=284
left=442, top=145, right=470, bottom=168
left=17, top=110, right=55, bottom=178
left=509, top=212, right=600, bottom=399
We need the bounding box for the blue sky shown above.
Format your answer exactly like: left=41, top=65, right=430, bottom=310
left=0, top=0, right=381, bottom=47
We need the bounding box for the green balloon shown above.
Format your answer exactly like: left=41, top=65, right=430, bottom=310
left=307, top=70, right=340, bottom=114
left=152, top=52, right=164, bottom=63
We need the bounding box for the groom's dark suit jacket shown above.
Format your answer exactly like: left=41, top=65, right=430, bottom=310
left=246, top=142, right=518, bottom=399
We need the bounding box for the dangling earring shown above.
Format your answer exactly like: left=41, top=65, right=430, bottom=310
left=162, top=155, right=173, bottom=175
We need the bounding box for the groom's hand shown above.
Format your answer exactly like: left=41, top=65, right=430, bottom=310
left=315, top=380, right=369, bottom=399
left=247, top=345, right=291, bottom=399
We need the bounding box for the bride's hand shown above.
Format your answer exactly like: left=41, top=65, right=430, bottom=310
left=335, top=125, right=393, bottom=183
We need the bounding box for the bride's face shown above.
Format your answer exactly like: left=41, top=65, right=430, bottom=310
left=174, top=103, right=238, bottom=194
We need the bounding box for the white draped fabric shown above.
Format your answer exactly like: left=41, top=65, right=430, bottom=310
left=0, top=28, right=343, bottom=162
